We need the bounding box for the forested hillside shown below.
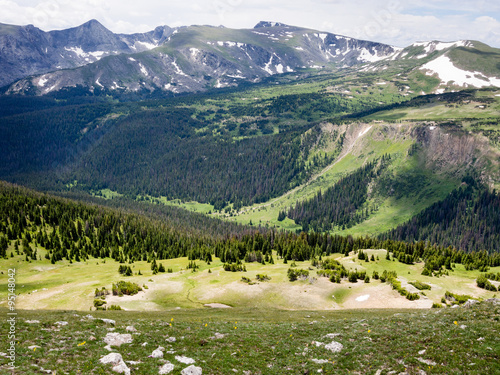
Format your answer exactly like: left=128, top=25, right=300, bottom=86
left=1, top=182, right=499, bottom=273
left=381, top=180, right=500, bottom=253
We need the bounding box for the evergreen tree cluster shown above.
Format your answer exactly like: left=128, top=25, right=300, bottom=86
left=382, top=181, right=500, bottom=254
left=286, top=158, right=389, bottom=231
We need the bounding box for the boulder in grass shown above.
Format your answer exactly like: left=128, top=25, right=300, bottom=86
left=325, top=341, right=343, bottom=353
left=181, top=365, right=202, bottom=375
left=151, top=348, right=164, bottom=358
left=176, top=355, right=195, bottom=364
left=100, top=353, right=130, bottom=375
left=104, top=332, right=133, bottom=347
left=159, top=362, right=175, bottom=374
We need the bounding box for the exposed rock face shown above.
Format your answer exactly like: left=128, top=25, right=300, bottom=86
left=0, top=19, right=173, bottom=87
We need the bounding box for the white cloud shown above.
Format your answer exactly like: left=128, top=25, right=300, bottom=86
left=0, top=0, right=499, bottom=48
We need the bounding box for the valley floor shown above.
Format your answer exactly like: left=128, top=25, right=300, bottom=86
left=1, top=249, right=498, bottom=312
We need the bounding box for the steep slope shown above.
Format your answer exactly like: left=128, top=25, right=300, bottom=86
left=0, top=19, right=173, bottom=88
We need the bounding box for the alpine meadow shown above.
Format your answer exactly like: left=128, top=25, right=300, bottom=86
left=0, top=16, right=499, bottom=375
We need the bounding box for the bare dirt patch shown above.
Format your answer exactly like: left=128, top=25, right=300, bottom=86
left=341, top=283, right=433, bottom=309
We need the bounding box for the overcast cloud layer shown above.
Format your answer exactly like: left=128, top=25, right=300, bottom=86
left=1, top=0, right=499, bottom=47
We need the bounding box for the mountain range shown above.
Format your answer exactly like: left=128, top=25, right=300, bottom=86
left=2, top=19, right=500, bottom=97
left=0, top=19, right=500, bottom=248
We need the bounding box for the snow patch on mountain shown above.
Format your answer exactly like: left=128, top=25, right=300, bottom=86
left=135, top=41, right=157, bottom=50
left=38, top=77, right=48, bottom=87
left=412, top=41, right=471, bottom=58
left=171, top=61, right=188, bottom=77
left=357, top=48, right=388, bottom=62
left=421, top=55, right=500, bottom=88
left=138, top=63, right=148, bottom=77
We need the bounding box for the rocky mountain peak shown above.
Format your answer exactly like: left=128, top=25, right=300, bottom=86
left=254, top=21, right=289, bottom=28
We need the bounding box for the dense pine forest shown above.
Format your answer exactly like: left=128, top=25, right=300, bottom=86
left=72, top=109, right=313, bottom=207
left=285, top=157, right=389, bottom=231
left=1, top=182, right=499, bottom=277
left=381, top=179, right=500, bottom=254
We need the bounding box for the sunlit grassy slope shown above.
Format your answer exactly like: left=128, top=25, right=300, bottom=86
left=2, top=244, right=497, bottom=312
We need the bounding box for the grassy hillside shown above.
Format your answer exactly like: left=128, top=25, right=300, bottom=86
left=1, top=301, right=499, bottom=374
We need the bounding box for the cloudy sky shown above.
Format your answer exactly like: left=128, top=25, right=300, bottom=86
left=1, top=0, right=499, bottom=47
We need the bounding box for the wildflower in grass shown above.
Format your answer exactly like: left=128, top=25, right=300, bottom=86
left=368, top=330, right=371, bottom=333
left=78, top=341, right=86, bottom=346
left=205, top=323, right=207, bottom=327
left=453, top=321, right=458, bottom=325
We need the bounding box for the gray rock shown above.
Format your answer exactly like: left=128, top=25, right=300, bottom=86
left=486, top=298, right=500, bottom=305
left=181, top=365, right=202, bottom=375
left=463, top=299, right=479, bottom=308
left=100, top=353, right=131, bottom=375
left=151, top=348, right=164, bottom=358
left=176, top=355, right=196, bottom=364
left=325, top=341, right=343, bottom=353
left=104, top=332, right=133, bottom=347
left=323, top=333, right=341, bottom=339
left=311, top=359, right=329, bottom=364
left=417, top=357, right=437, bottom=366
left=126, top=326, right=137, bottom=332
left=54, top=321, right=68, bottom=326
left=159, top=362, right=175, bottom=374
left=101, top=318, right=116, bottom=325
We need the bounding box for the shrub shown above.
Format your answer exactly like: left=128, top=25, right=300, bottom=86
left=444, top=291, right=472, bottom=304
left=256, top=274, right=271, bottom=282
left=93, top=299, right=106, bottom=310
left=95, top=287, right=109, bottom=297
left=108, top=305, right=122, bottom=310
left=118, top=265, right=132, bottom=276
left=432, top=303, right=443, bottom=308
left=476, top=274, right=497, bottom=291
left=348, top=272, right=358, bottom=283
left=112, top=281, right=142, bottom=296
left=409, top=281, right=431, bottom=290
left=241, top=276, right=251, bottom=283
left=287, top=268, right=309, bottom=281
left=364, top=275, right=370, bottom=283
left=224, top=260, right=246, bottom=272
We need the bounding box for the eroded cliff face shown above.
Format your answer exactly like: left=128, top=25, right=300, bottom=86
left=413, top=125, right=500, bottom=186
left=311, top=121, right=500, bottom=189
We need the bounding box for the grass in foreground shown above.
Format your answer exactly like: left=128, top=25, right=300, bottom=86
left=0, top=302, right=498, bottom=374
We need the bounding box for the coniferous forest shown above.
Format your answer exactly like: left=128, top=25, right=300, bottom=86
left=381, top=179, right=500, bottom=254
left=1, top=181, right=499, bottom=275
